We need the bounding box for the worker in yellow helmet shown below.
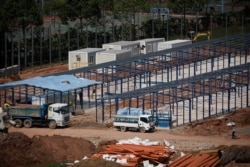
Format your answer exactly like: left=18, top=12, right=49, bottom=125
left=4, top=102, right=10, bottom=108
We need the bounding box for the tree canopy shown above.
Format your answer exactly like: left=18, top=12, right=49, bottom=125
left=2, top=0, right=43, bottom=30
left=54, top=0, right=101, bottom=23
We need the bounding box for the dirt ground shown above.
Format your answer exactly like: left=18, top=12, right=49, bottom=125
left=1, top=64, right=250, bottom=167
left=0, top=107, right=249, bottom=167
left=0, top=63, right=68, bottom=84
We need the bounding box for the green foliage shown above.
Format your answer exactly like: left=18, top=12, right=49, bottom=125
left=98, top=0, right=114, bottom=11
left=113, top=0, right=149, bottom=40
left=114, top=0, right=149, bottom=14
left=0, top=7, right=7, bottom=31
left=43, top=0, right=66, bottom=16
left=1, top=0, right=250, bottom=70
left=62, top=0, right=101, bottom=21
left=2, top=0, right=43, bottom=29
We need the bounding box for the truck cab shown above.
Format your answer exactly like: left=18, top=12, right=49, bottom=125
left=47, top=103, right=71, bottom=128
left=138, top=115, right=155, bottom=132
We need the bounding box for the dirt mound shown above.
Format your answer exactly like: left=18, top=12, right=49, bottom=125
left=19, top=64, right=68, bottom=80
left=0, top=63, right=68, bottom=84
left=0, top=132, right=97, bottom=167
left=0, top=78, right=11, bottom=84
left=172, top=108, right=250, bottom=136
left=9, top=74, right=22, bottom=81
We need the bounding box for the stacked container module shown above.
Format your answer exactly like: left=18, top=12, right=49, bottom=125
left=157, top=39, right=192, bottom=61
left=102, top=41, right=140, bottom=57
left=137, top=38, right=165, bottom=55
left=95, top=50, right=132, bottom=74
left=68, top=48, right=106, bottom=70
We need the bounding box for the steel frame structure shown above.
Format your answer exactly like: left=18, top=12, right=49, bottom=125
left=1, top=34, right=250, bottom=127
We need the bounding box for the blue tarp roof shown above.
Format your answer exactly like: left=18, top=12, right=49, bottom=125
left=117, top=108, right=151, bottom=115
left=0, top=75, right=100, bottom=92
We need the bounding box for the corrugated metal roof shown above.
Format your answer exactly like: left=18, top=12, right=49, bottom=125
left=0, top=75, right=100, bottom=92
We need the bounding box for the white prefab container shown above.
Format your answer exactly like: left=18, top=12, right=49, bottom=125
left=96, top=49, right=132, bottom=64
left=137, top=38, right=165, bottom=54
left=102, top=41, right=140, bottom=57
left=157, top=39, right=192, bottom=51
left=96, top=49, right=132, bottom=73
left=158, top=39, right=192, bottom=61
left=68, top=48, right=106, bottom=70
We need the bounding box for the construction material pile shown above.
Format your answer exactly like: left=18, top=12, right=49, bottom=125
left=90, top=137, right=175, bottom=167
left=168, top=153, right=220, bottom=167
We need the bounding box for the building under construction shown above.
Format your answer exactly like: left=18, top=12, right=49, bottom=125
left=0, top=34, right=249, bottom=128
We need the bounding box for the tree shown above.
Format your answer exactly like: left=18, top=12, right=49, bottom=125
left=0, top=0, right=8, bottom=69
left=97, top=0, right=114, bottom=43
left=59, top=0, right=101, bottom=29
left=1, top=0, right=43, bottom=68
left=57, top=0, right=101, bottom=47
left=230, top=0, right=250, bottom=11
left=168, top=0, right=221, bottom=36
left=114, top=0, right=149, bottom=40
left=43, top=0, right=65, bottom=16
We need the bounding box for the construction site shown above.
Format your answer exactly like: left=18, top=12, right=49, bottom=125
left=2, top=34, right=249, bottom=125
left=0, top=34, right=250, bottom=167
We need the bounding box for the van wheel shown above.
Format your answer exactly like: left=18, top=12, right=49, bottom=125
left=24, top=119, right=32, bottom=128
left=120, top=126, right=127, bottom=132
left=48, top=120, right=57, bottom=129
left=140, top=127, right=146, bottom=133
left=14, top=119, right=23, bottom=128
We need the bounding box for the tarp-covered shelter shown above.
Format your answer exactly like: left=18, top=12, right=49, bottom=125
left=0, top=75, right=100, bottom=108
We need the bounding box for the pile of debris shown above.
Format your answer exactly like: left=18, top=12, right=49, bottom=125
left=73, top=137, right=250, bottom=167
left=90, top=137, right=174, bottom=167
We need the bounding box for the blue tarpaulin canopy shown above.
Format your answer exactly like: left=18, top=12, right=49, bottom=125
left=117, top=108, right=151, bottom=115
left=0, top=75, right=100, bottom=92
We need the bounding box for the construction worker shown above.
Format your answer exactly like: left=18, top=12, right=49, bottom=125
left=4, top=102, right=10, bottom=108
left=232, top=124, right=236, bottom=139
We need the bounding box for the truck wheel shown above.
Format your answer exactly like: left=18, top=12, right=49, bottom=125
left=120, top=126, right=127, bottom=132
left=139, top=127, right=146, bottom=133
left=24, top=119, right=32, bottom=128
left=49, top=121, right=57, bottom=129
left=14, top=119, right=23, bottom=128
